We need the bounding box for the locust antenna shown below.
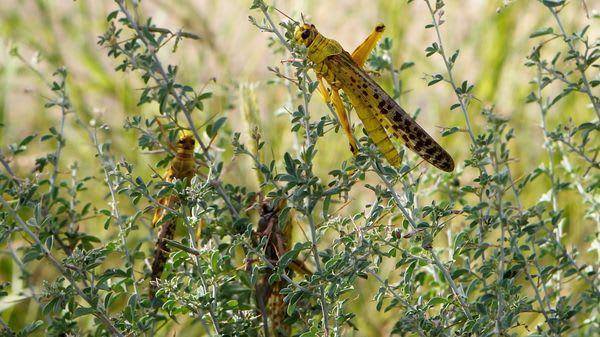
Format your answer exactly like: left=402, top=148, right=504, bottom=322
left=273, top=6, right=298, bottom=25
left=301, top=12, right=306, bottom=25
left=154, top=117, right=178, bottom=154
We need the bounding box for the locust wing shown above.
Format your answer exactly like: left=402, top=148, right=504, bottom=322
left=327, top=52, right=455, bottom=172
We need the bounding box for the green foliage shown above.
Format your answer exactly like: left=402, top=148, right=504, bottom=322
left=0, top=0, right=598, bottom=336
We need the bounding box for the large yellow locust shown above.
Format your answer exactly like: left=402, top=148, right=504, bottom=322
left=294, top=23, right=454, bottom=172
left=149, top=132, right=196, bottom=299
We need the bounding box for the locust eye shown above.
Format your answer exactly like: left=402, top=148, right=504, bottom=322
left=301, top=29, right=310, bottom=39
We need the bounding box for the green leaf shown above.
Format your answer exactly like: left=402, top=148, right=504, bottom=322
left=425, top=42, right=439, bottom=57
left=442, top=126, right=460, bottom=137
left=400, top=62, right=415, bottom=71
left=283, top=152, right=295, bottom=175
left=225, top=299, right=238, bottom=309
left=19, top=320, right=44, bottom=334
left=73, top=306, right=96, bottom=318
left=19, top=134, right=37, bottom=147
left=278, top=244, right=303, bottom=269
left=107, top=10, right=119, bottom=22
left=449, top=50, right=459, bottom=64
left=427, top=297, right=447, bottom=307
left=198, top=92, right=213, bottom=100
left=428, top=74, right=444, bottom=86
left=211, top=251, right=220, bottom=271
left=207, top=117, right=227, bottom=138
left=529, top=27, right=554, bottom=38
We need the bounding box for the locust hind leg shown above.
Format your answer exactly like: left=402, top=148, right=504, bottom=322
left=317, top=74, right=331, bottom=103
left=351, top=23, right=385, bottom=68
left=317, top=75, right=358, bottom=156
left=330, top=86, right=359, bottom=155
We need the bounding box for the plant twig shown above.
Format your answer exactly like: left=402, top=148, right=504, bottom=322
left=547, top=6, right=600, bottom=119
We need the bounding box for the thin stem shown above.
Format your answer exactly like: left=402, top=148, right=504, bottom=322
left=423, top=0, right=476, bottom=143
left=556, top=138, right=599, bottom=169
left=548, top=6, right=600, bottom=120
left=260, top=5, right=292, bottom=51
left=11, top=49, right=52, bottom=88
left=509, top=236, right=556, bottom=334
left=298, top=76, right=330, bottom=331
left=48, top=81, right=68, bottom=195
left=537, top=64, right=560, bottom=213
left=491, top=142, right=506, bottom=334
left=429, top=253, right=471, bottom=319
left=373, top=161, right=472, bottom=319
left=367, top=270, right=428, bottom=337
left=0, top=150, right=20, bottom=183
left=535, top=63, right=565, bottom=297
left=374, top=166, right=416, bottom=231
left=307, top=212, right=331, bottom=335
left=0, top=316, right=13, bottom=336
left=88, top=127, right=140, bottom=297
left=6, top=242, right=44, bottom=308
left=529, top=233, right=554, bottom=312
left=185, top=220, right=221, bottom=335
left=422, top=2, right=496, bottom=295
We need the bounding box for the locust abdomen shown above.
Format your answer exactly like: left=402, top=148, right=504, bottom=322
left=149, top=135, right=196, bottom=299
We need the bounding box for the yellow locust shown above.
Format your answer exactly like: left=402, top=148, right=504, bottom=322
left=294, top=23, right=454, bottom=172
left=149, top=133, right=196, bottom=299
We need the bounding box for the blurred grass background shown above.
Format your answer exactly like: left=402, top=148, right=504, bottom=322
left=0, top=0, right=598, bottom=336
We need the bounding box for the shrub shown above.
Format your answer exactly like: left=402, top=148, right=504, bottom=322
left=0, top=0, right=597, bottom=336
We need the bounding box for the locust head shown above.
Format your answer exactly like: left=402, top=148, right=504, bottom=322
left=294, top=23, right=318, bottom=47
left=176, top=134, right=195, bottom=152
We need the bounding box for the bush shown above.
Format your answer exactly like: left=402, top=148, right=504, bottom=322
left=0, top=0, right=597, bottom=336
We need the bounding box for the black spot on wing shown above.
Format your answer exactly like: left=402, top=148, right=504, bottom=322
left=382, top=102, right=455, bottom=172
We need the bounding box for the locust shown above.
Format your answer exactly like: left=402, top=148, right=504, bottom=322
left=149, top=133, right=196, bottom=299
left=252, top=198, right=311, bottom=337
left=294, top=23, right=455, bottom=172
